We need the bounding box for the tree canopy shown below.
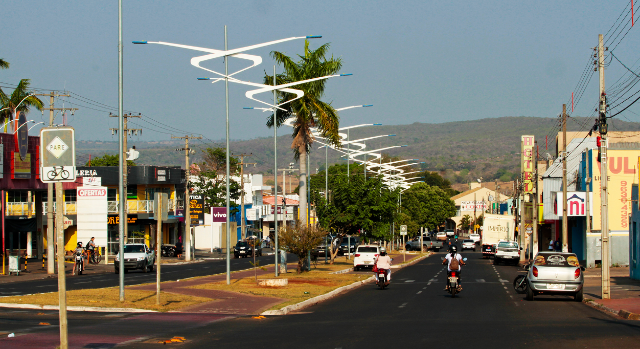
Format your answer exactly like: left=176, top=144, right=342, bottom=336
left=191, top=147, right=241, bottom=212
left=400, top=182, right=457, bottom=235
left=86, top=154, right=135, bottom=167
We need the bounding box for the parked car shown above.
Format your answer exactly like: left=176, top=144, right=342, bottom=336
left=353, top=245, right=380, bottom=271
left=406, top=236, right=443, bottom=251
left=469, top=233, right=481, bottom=244
left=114, top=243, right=155, bottom=273
left=526, top=252, right=584, bottom=301
left=312, top=239, right=334, bottom=257
left=482, top=243, right=496, bottom=258
left=445, top=229, right=455, bottom=237
left=494, top=241, right=520, bottom=264
left=234, top=240, right=261, bottom=258
left=436, top=232, right=447, bottom=241
left=339, top=237, right=360, bottom=255
left=461, top=239, right=475, bottom=251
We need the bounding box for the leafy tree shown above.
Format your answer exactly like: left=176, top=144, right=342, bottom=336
left=279, top=220, right=327, bottom=273
left=400, top=182, right=456, bottom=232
left=86, top=154, right=135, bottom=167
left=265, top=40, right=343, bottom=225
left=418, top=170, right=460, bottom=197
left=191, top=147, right=241, bottom=213
left=0, top=79, right=43, bottom=131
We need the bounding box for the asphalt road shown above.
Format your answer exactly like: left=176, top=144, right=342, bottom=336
left=0, top=253, right=298, bottom=297
left=3, top=247, right=640, bottom=348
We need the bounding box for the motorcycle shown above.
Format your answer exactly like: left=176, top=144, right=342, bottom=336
left=376, top=268, right=390, bottom=290
left=513, top=264, right=530, bottom=294
left=162, top=244, right=176, bottom=257
left=443, top=257, right=467, bottom=297
left=74, top=250, right=85, bottom=275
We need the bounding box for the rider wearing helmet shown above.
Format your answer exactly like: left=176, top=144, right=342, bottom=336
left=72, top=242, right=85, bottom=275
left=442, top=245, right=465, bottom=290
left=374, top=247, right=392, bottom=284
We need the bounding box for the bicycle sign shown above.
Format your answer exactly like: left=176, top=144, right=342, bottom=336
left=40, top=127, right=76, bottom=183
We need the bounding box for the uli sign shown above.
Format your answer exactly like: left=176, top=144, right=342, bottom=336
left=39, top=127, right=76, bottom=183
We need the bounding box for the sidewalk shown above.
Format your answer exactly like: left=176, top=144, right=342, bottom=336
left=0, top=258, right=114, bottom=284
left=581, top=267, right=640, bottom=320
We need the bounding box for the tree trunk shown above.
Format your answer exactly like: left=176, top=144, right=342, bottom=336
left=299, top=147, right=308, bottom=226
left=297, top=259, right=303, bottom=274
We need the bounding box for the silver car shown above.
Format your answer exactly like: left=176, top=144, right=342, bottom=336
left=526, top=252, right=584, bottom=301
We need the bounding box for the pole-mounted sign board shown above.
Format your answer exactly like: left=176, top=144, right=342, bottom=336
left=154, top=192, right=168, bottom=221
left=39, top=127, right=76, bottom=183
left=15, top=111, right=29, bottom=160
left=189, top=194, right=204, bottom=226
left=400, top=225, right=408, bottom=236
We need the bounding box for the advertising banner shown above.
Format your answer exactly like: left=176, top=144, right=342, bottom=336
left=460, top=201, right=488, bottom=211
left=211, top=207, right=227, bottom=222
left=189, top=194, right=204, bottom=226
left=553, top=191, right=593, bottom=217
left=77, top=186, right=108, bottom=248
left=521, top=135, right=534, bottom=193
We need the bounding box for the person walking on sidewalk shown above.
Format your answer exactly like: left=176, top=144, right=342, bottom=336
left=175, top=235, right=183, bottom=259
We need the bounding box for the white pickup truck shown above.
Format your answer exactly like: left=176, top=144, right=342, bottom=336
left=114, top=243, right=155, bottom=273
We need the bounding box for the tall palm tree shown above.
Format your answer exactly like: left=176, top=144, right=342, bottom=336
left=0, top=59, right=9, bottom=69
left=0, top=79, right=43, bottom=131
left=264, top=40, right=343, bottom=225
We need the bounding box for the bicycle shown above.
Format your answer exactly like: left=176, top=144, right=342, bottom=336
left=88, top=248, right=102, bottom=264
left=47, top=166, right=70, bottom=180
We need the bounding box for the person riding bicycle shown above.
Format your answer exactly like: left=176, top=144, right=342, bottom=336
left=86, top=237, right=96, bottom=262
left=72, top=242, right=85, bottom=275
left=374, top=247, right=392, bottom=284
left=442, top=245, right=465, bottom=291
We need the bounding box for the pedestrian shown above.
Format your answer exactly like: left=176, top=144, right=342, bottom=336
left=548, top=240, right=554, bottom=251
left=265, top=235, right=271, bottom=248
left=175, top=235, right=183, bottom=259
left=554, top=240, right=561, bottom=252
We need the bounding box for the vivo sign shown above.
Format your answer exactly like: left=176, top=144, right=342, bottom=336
left=77, top=188, right=107, bottom=197
left=554, top=192, right=593, bottom=217
left=211, top=207, right=227, bottom=222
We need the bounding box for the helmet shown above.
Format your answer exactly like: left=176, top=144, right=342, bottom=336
left=380, top=247, right=386, bottom=254
left=77, top=242, right=82, bottom=247
left=449, top=245, right=457, bottom=254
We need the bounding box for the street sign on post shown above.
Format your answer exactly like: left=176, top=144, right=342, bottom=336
left=400, top=225, right=407, bottom=236
left=39, top=127, right=76, bottom=183
left=189, top=194, right=204, bottom=226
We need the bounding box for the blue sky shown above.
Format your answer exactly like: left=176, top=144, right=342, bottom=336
left=2, top=0, right=639, bottom=142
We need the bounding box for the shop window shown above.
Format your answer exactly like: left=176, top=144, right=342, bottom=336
left=64, top=190, right=77, bottom=202
left=108, top=189, right=117, bottom=201
left=7, top=191, right=27, bottom=202
left=127, top=185, right=137, bottom=199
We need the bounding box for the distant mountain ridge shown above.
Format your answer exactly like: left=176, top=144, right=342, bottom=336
left=76, top=116, right=640, bottom=183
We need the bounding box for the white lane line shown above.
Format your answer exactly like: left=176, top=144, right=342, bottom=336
left=398, top=302, right=408, bottom=308
left=509, top=295, right=514, bottom=299
left=499, top=279, right=510, bottom=283
left=422, top=287, right=427, bottom=289
left=476, top=279, right=485, bottom=283
left=416, top=291, right=422, bottom=294
left=405, top=280, right=415, bottom=283
left=427, top=282, right=431, bottom=286
left=429, top=279, right=438, bottom=282
left=503, top=286, right=508, bottom=289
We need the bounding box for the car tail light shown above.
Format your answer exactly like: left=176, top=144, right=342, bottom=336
left=575, top=268, right=581, bottom=279
left=532, top=266, right=538, bottom=277
left=374, top=254, right=379, bottom=257
left=355, top=254, right=360, bottom=257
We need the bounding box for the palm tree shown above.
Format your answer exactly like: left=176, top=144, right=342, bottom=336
left=0, top=59, right=8, bottom=70
left=0, top=79, right=43, bottom=131
left=264, top=40, right=343, bottom=225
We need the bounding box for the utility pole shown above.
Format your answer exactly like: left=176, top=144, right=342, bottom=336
left=586, top=148, right=593, bottom=268
left=533, top=141, right=539, bottom=257
left=110, top=113, right=141, bottom=248
left=562, top=104, right=568, bottom=253
left=235, top=153, right=256, bottom=240
left=172, top=135, right=202, bottom=261
left=34, top=92, right=77, bottom=275
left=597, top=33, right=610, bottom=299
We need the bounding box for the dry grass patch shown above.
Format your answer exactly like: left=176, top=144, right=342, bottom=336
left=0, top=288, right=212, bottom=312
left=192, top=259, right=371, bottom=310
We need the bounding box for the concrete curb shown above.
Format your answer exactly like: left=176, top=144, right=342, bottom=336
left=261, top=253, right=431, bottom=316
left=0, top=302, right=156, bottom=313
left=582, top=299, right=640, bottom=320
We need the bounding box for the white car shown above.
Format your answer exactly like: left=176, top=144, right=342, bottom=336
left=469, top=234, right=481, bottom=244
left=354, top=245, right=380, bottom=271
left=445, top=229, right=455, bottom=237
left=114, top=243, right=155, bottom=273
left=494, top=241, right=521, bottom=265
left=461, top=239, right=475, bottom=251
left=436, top=232, right=447, bottom=241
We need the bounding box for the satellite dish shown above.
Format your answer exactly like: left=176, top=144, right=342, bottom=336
left=126, top=146, right=139, bottom=161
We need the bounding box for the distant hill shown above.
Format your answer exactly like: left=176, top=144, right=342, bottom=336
left=77, top=116, right=640, bottom=184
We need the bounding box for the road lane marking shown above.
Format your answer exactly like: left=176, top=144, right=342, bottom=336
left=429, top=279, right=438, bottom=282
left=422, top=287, right=427, bottom=289
left=503, top=286, right=508, bottom=289
left=416, top=291, right=422, bottom=294
left=405, top=280, right=415, bottom=283
left=476, top=279, right=485, bottom=283
left=398, top=303, right=407, bottom=308
left=499, top=279, right=509, bottom=283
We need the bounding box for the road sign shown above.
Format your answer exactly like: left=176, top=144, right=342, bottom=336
left=39, top=127, right=76, bottom=183
left=400, top=225, right=407, bottom=236
left=154, top=193, right=168, bottom=221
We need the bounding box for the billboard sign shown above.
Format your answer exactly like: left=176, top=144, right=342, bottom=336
left=521, top=135, right=534, bottom=193
left=212, top=207, right=227, bottom=222
left=11, top=152, right=31, bottom=179
left=39, top=127, right=76, bottom=182
left=189, top=194, right=204, bottom=226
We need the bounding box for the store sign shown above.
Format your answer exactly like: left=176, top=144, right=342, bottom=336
left=78, top=188, right=107, bottom=197
left=211, top=207, right=227, bottom=222
left=189, top=194, right=204, bottom=226
left=77, top=185, right=108, bottom=248
left=11, top=152, right=31, bottom=179
left=15, top=111, right=28, bottom=160
left=246, top=208, right=257, bottom=221
left=554, top=191, right=593, bottom=217
left=521, top=135, right=534, bottom=193
left=107, top=216, right=138, bottom=225
left=460, top=201, right=488, bottom=211
left=82, top=176, right=101, bottom=186
left=63, top=216, right=73, bottom=229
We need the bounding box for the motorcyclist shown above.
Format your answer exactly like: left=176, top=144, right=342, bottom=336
left=86, top=237, right=96, bottom=262
left=374, top=247, right=392, bottom=284
left=442, top=245, right=465, bottom=291
left=72, top=242, right=85, bottom=275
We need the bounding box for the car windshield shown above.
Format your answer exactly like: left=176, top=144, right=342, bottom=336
left=237, top=242, right=248, bottom=247
left=357, top=247, right=378, bottom=253
left=124, top=245, right=145, bottom=253
left=498, top=242, right=518, bottom=248
left=437, top=232, right=445, bottom=235
left=534, top=253, right=580, bottom=267
left=463, top=240, right=473, bottom=243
